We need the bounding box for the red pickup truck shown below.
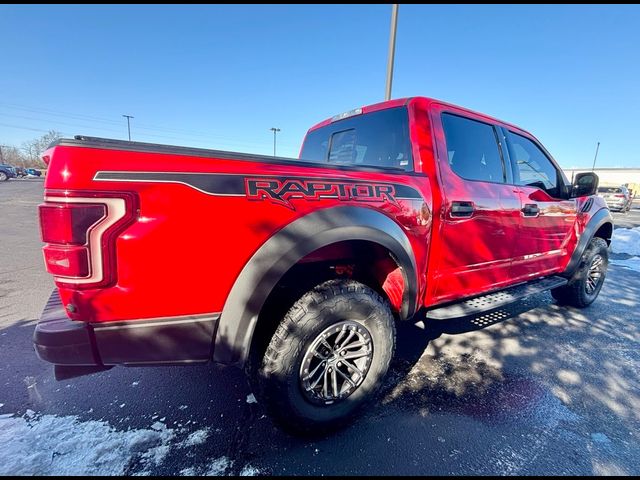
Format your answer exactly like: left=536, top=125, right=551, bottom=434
left=35, top=97, right=612, bottom=432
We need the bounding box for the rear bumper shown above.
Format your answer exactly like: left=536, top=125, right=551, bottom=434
left=34, top=290, right=219, bottom=369
left=34, top=291, right=98, bottom=365
left=604, top=200, right=626, bottom=210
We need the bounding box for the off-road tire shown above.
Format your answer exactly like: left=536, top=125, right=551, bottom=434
left=551, top=237, right=608, bottom=308
left=255, top=279, right=396, bottom=434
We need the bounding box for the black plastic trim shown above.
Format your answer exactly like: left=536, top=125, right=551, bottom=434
left=214, top=206, right=419, bottom=366
left=34, top=290, right=220, bottom=368
left=33, top=291, right=99, bottom=366
left=92, top=314, right=219, bottom=365
left=426, top=275, right=568, bottom=320
left=563, top=208, right=614, bottom=277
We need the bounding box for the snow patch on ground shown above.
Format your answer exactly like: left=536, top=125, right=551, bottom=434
left=183, top=428, right=209, bottom=447
left=180, top=457, right=233, bottom=476
left=0, top=413, right=174, bottom=475
left=0, top=412, right=261, bottom=476
left=239, top=464, right=262, bottom=476
left=610, top=227, right=640, bottom=272
left=178, top=457, right=261, bottom=476
left=205, top=457, right=234, bottom=475
left=246, top=393, right=257, bottom=404
left=611, top=257, right=640, bottom=272
left=611, top=227, right=640, bottom=256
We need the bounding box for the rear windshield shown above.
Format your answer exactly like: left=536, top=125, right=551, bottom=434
left=598, top=187, right=623, bottom=193
left=299, top=107, right=413, bottom=171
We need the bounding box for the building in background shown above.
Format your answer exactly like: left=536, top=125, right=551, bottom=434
left=562, top=167, right=640, bottom=203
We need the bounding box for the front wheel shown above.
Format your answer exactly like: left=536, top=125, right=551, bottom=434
left=552, top=237, right=608, bottom=308
left=255, top=279, right=396, bottom=434
left=0, top=172, right=8, bottom=182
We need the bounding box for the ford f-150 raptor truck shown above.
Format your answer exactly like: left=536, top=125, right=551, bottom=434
left=34, top=97, right=612, bottom=432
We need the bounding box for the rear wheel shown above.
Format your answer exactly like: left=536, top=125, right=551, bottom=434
left=0, top=172, right=8, bottom=181
left=552, top=237, right=608, bottom=308
left=255, top=279, right=395, bottom=434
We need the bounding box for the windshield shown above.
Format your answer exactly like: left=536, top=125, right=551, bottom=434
left=299, top=107, right=413, bottom=171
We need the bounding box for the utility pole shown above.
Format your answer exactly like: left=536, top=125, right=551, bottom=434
left=591, top=141, right=600, bottom=171
left=122, top=114, right=134, bottom=141
left=270, top=127, right=281, bottom=156
left=385, top=4, right=399, bottom=101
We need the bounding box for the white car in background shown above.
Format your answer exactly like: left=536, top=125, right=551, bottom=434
left=598, top=185, right=632, bottom=212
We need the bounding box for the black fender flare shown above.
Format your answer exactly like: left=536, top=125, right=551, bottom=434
left=563, top=207, right=613, bottom=278
left=213, top=206, right=418, bottom=366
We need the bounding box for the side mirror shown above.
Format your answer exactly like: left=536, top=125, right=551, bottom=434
left=571, top=172, right=599, bottom=198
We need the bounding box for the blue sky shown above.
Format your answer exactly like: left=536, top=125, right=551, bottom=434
left=1, top=4, right=639, bottom=168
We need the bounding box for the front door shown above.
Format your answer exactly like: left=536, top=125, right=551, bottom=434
left=503, top=129, right=577, bottom=279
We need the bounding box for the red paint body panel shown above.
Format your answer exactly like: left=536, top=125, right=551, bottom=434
left=40, top=97, right=603, bottom=328
left=43, top=145, right=431, bottom=322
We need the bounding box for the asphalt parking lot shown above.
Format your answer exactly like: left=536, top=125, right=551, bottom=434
left=1, top=179, right=639, bottom=475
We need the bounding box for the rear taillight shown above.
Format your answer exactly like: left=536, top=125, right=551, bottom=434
left=42, top=245, right=90, bottom=277
left=614, top=194, right=625, bottom=198
left=39, top=191, right=135, bottom=288
left=39, top=203, right=105, bottom=245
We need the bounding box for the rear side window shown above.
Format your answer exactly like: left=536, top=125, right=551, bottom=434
left=441, top=113, right=505, bottom=183
left=507, top=132, right=561, bottom=197
left=299, top=107, right=413, bottom=170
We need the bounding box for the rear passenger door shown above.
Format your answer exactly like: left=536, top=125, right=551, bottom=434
left=502, top=129, right=577, bottom=279
left=430, top=109, right=522, bottom=304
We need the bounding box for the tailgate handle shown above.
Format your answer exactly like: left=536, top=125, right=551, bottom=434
left=450, top=201, right=475, bottom=217
left=522, top=203, right=540, bottom=216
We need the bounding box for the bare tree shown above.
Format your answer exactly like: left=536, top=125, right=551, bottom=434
left=20, top=130, right=61, bottom=167
left=0, top=145, right=25, bottom=167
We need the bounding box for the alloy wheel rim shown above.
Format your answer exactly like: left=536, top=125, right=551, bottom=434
left=300, top=320, right=373, bottom=405
left=586, top=254, right=604, bottom=295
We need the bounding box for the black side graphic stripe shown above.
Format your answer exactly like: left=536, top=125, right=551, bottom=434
left=95, top=171, right=246, bottom=196
left=94, top=172, right=423, bottom=200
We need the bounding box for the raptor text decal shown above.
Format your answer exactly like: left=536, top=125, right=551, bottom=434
left=245, top=177, right=399, bottom=210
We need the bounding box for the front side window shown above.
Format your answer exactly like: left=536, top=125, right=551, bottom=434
left=507, top=132, right=561, bottom=197
left=441, top=113, right=505, bottom=183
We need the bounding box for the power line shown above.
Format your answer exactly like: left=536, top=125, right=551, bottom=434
left=0, top=119, right=301, bottom=155
left=0, top=112, right=123, bottom=135
left=0, top=103, right=302, bottom=156
left=0, top=122, right=69, bottom=135
left=0, top=101, right=276, bottom=144
left=0, top=114, right=298, bottom=151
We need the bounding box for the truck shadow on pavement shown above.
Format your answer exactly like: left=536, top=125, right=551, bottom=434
left=1, top=267, right=638, bottom=475
left=387, top=277, right=639, bottom=426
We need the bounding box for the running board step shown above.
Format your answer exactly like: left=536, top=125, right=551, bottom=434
left=425, top=276, right=568, bottom=321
